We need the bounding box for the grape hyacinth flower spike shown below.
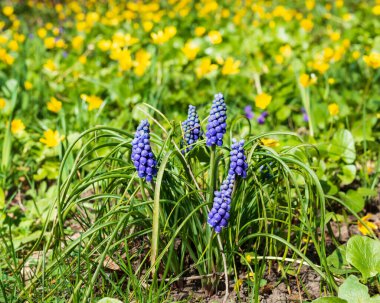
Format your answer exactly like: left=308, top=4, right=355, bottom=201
left=207, top=174, right=235, bottom=233
left=131, top=119, right=157, bottom=182
left=229, top=139, right=248, bottom=178
left=181, top=105, right=202, bottom=154
left=205, top=93, right=227, bottom=146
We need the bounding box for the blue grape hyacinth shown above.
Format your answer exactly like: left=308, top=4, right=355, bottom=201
left=182, top=105, right=202, bottom=154
left=207, top=174, right=235, bottom=233
left=131, top=120, right=157, bottom=182
left=228, top=139, right=248, bottom=178
left=205, top=93, right=227, bottom=147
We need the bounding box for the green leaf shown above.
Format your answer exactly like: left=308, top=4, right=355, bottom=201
left=0, top=188, right=4, bottom=209
left=339, top=190, right=365, bottom=213
left=329, top=129, right=356, bottom=164
left=327, top=245, right=348, bottom=269
left=346, top=236, right=380, bottom=280
left=338, top=165, right=356, bottom=185
left=313, top=297, right=347, bottom=303
left=338, top=275, right=371, bottom=303
left=97, top=299, right=123, bottom=303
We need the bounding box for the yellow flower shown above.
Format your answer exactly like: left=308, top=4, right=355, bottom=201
left=245, top=254, right=252, bottom=263
left=79, top=55, right=87, bottom=64
left=44, top=37, right=55, bottom=49
left=142, top=21, right=153, bottom=32
left=255, top=93, right=272, bottom=110
left=352, top=50, right=360, bottom=60
left=55, top=39, right=66, bottom=48
left=11, top=119, right=25, bottom=134
left=37, top=28, right=47, bottom=39
left=336, top=0, right=344, bottom=8
left=363, top=52, right=380, bottom=69
left=306, top=0, right=315, bottom=10
left=275, top=55, right=284, bottom=64
left=43, top=59, right=57, bottom=71
left=133, top=49, right=151, bottom=76
left=328, top=78, right=335, bottom=85
left=3, top=53, right=14, bottom=65
left=0, top=98, right=5, bottom=109
left=72, top=36, right=84, bottom=50
left=208, top=30, right=222, bottom=44
left=312, top=60, right=330, bottom=74
left=47, top=97, right=62, bottom=113
left=182, top=41, right=200, bottom=61
left=260, top=138, right=280, bottom=147
left=8, top=40, right=18, bottom=51
left=40, top=129, right=64, bottom=147
left=300, top=19, right=314, bottom=32
left=151, top=30, right=167, bottom=44
left=82, top=95, right=103, bottom=111
left=24, top=81, right=33, bottom=90
left=323, top=47, right=334, bottom=60
left=97, top=39, right=111, bottom=52
left=358, top=214, right=378, bottom=235
left=2, top=6, right=14, bottom=17
left=221, top=57, right=240, bottom=75
left=279, top=44, right=292, bottom=57
left=195, top=26, right=206, bottom=37
left=373, top=5, right=380, bottom=15
left=329, top=31, right=341, bottom=42
left=234, top=279, right=243, bottom=292
left=118, top=49, right=133, bottom=71
left=328, top=103, right=339, bottom=116
left=164, top=26, right=177, bottom=38
left=196, top=58, right=217, bottom=78
left=299, top=73, right=317, bottom=87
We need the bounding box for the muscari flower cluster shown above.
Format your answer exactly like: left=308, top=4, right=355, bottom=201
left=208, top=139, right=248, bottom=233
left=131, top=119, right=157, bottom=182
left=205, top=93, right=227, bottom=146
left=181, top=105, right=202, bottom=154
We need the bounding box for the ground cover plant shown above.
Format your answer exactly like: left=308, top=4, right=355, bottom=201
left=0, top=0, right=379, bottom=302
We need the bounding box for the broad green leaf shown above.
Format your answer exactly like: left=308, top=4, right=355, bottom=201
left=356, top=187, right=378, bottom=197
left=338, top=165, right=356, bottom=185
left=346, top=236, right=380, bottom=280
left=329, top=129, right=356, bottom=164
left=97, top=299, right=123, bottom=303
left=338, top=275, right=372, bottom=303
left=313, top=297, right=347, bottom=303
left=327, top=245, right=348, bottom=269
left=339, top=190, right=364, bottom=213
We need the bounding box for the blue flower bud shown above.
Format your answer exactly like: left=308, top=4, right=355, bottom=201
left=182, top=105, right=202, bottom=154
left=206, top=93, right=227, bottom=147
left=228, top=139, right=248, bottom=178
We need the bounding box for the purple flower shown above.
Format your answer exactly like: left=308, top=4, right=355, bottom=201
left=257, top=111, right=268, bottom=125
left=205, top=93, right=227, bottom=147
left=228, top=139, right=248, bottom=178
left=244, top=105, right=254, bottom=119
left=301, top=108, right=309, bottom=122
left=131, top=120, right=157, bottom=182
left=207, top=174, right=235, bottom=233
left=182, top=105, right=202, bottom=154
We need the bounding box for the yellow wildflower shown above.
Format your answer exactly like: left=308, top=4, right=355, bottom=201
left=196, top=58, right=217, bottom=78
left=336, top=0, right=344, bottom=8
left=363, top=52, right=380, bottom=69
left=299, top=73, right=317, bottom=87
left=82, top=95, right=103, bottom=111
left=313, top=60, right=330, bottom=74
left=79, top=55, right=87, bottom=64
left=358, top=214, right=378, bottom=235
left=195, top=26, right=206, bottom=37
left=328, top=103, right=339, bottom=116
left=40, top=129, right=64, bottom=147
left=0, top=98, right=5, bottom=109
left=261, top=138, right=280, bottom=147
left=142, top=21, right=153, bottom=32
left=72, top=36, right=84, bottom=50
left=133, top=49, right=151, bottom=76
left=275, top=55, right=284, bottom=64
left=151, top=30, right=167, bottom=44
left=44, top=37, right=56, bottom=49
left=234, top=279, right=243, bottom=292
left=182, top=41, right=200, bottom=61
left=24, top=81, right=33, bottom=90
left=3, top=53, right=14, bottom=65
left=97, top=39, right=111, bottom=52
left=8, top=40, right=18, bottom=51
left=255, top=93, right=272, bottom=110
left=164, top=26, right=177, bottom=38
left=47, top=97, right=62, bottom=113
left=300, top=19, right=314, bottom=32
left=306, top=0, right=315, bottom=10
left=2, top=6, right=14, bottom=17
left=208, top=30, right=222, bottom=44
left=328, top=78, right=335, bottom=85
left=352, top=50, right=360, bottom=60
left=55, top=39, right=66, bottom=48
left=280, top=44, right=292, bottom=57
left=329, top=31, right=341, bottom=42
left=118, top=49, right=133, bottom=71
left=373, top=5, right=380, bottom=15
left=43, top=59, right=57, bottom=71
left=221, top=57, right=240, bottom=75
left=37, top=28, right=47, bottom=39
left=11, top=119, right=25, bottom=134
